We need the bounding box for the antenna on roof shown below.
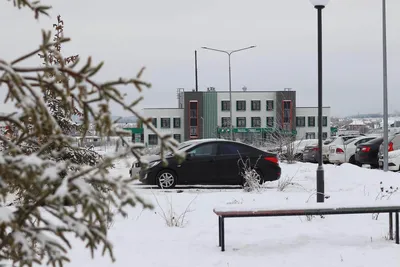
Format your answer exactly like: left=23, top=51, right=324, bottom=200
left=242, top=86, right=247, bottom=92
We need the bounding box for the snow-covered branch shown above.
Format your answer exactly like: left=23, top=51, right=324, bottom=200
left=0, top=11, right=180, bottom=267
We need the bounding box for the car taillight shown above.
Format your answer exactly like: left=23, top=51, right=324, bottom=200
left=361, top=146, right=370, bottom=152
left=312, top=147, right=319, bottom=151
left=264, top=156, right=278, bottom=164
left=389, top=142, right=394, bottom=152
left=336, top=148, right=344, bottom=154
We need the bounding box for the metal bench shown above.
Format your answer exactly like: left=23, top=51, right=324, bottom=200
left=213, top=204, right=400, bottom=251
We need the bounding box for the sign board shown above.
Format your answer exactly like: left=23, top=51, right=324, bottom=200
left=217, top=127, right=296, bottom=135
left=123, top=127, right=143, bottom=134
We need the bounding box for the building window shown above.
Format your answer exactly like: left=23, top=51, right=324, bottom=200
left=251, top=100, right=261, bottom=111
left=266, top=117, right=274, bottom=127
left=236, top=100, right=246, bottom=111
left=237, top=117, right=246, bottom=128
left=283, top=100, right=291, bottom=123
left=251, top=117, right=261, bottom=127
left=296, top=116, right=306, bottom=127
left=322, top=132, right=328, bottom=140
left=148, top=134, right=158, bottom=145
left=161, top=118, right=171, bottom=128
left=189, top=101, right=198, bottom=138
left=190, top=126, right=198, bottom=136
left=317, top=116, right=328, bottom=127
left=221, top=101, right=230, bottom=111
left=173, top=118, right=181, bottom=128
left=151, top=118, right=157, bottom=128
left=173, top=134, right=181, bottom=142
left=221, top=117, right=230, bottom=127
left=323, top=116, right=328, bottom=127
left=306, top=132, right=316, bottom=139
left=266, top=100, right=274, bottom=111
left=308, top=116, right=316, bottom=127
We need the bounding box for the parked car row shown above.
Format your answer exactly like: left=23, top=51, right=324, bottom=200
left=295, top=133, right=400, bottom=172
left=302, top=135, right=362, bottom=164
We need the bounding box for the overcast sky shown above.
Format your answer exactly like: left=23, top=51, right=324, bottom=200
left=1, top=0, right=399, bottom=117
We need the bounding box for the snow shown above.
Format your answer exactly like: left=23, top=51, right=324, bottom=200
left=60, top=158, right=400, bottom=267
left=13, top=231, right=34, bottom=260
left=0, top=207, right=14, bottom=222
left=350, top=119, right=365, bottom=126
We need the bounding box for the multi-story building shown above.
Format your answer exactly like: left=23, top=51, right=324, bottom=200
left=140, top=89, right=331, bottom=146
left=142, top=108, right=184, bottom=146
left=295, top=107, right=331, bottom=140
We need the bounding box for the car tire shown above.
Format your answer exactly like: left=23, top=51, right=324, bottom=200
left=349, top=155, right=360, bottom=167
left=156, top=170, right=177, bottom=189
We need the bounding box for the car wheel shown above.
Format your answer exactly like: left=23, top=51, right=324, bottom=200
left=156, top=170, right=177, bottom=189
left=349, top=156, right=360, bottom=166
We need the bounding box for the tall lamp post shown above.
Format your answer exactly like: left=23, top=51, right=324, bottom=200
left=201, top=117, right=205, bottom=138
left=382, top=0, right=389, bottom=172
left=201, top=46, right=256, bottom=140
left=310, top=0, right=329, bottom=203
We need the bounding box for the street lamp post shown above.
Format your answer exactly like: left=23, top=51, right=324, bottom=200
left=310, top=0, right=329, bottom=203
left=201, top=45, right=256, bottom=140
left=382, top=0, right=389, bottom=172
left=201, top=117, right=205, bottom=138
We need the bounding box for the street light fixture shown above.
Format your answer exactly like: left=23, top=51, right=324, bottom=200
left=201, top=45, right=256, bottom=140
left=310, top=0, right=329, bottom=203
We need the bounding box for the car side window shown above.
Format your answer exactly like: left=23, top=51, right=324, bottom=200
left=218, top=143, right=252, bottom=156
left=189, top=143, right=216, bottom=156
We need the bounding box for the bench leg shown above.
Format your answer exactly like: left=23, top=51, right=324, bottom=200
left=396, top=212, right=399, bottom=244
left=218, top=216, right=221, bottom=247
left=389, top=212, right=393, bottom=240
left=221, top=217, right=225, bottom=252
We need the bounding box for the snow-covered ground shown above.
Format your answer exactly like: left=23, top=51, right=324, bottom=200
left=65, top=156, right=400, bottom=267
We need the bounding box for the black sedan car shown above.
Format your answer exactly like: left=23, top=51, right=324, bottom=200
left=355, top=137, right=383, bottom=168
left=138, top=140, right=281, bottom=188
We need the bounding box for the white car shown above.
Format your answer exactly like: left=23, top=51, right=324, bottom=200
left=322, top=135, right=361, bottom=162
left=129, top=138, right=225, bottom=178
left=378, top=133, right=400, bottom=171
left=329, top=136, right=377, bottom=165
left=378, top=150, right=400, bottom=171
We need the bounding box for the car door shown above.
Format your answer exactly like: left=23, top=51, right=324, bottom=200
left=215, top=142, right=253, bottom=184
left=176, top=142, right=217, bottom=184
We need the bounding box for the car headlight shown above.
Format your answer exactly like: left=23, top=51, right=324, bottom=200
left=148, top=160, right=161, bottom=169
